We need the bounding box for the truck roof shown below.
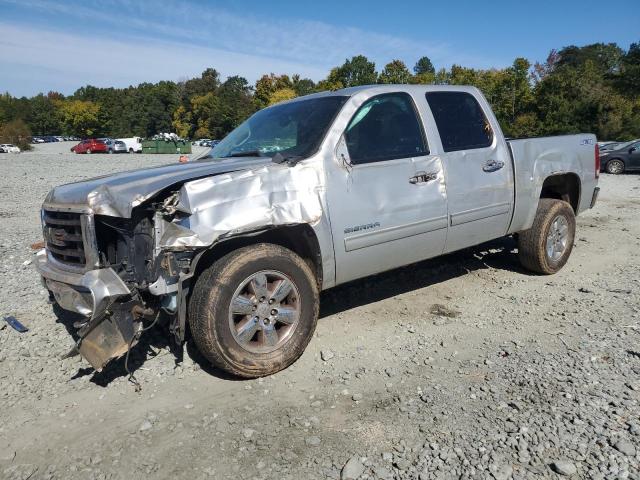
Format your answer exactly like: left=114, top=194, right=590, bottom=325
left=282, top=84, right=483, bottom=104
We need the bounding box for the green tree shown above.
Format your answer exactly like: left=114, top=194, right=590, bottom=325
left=291, top=75, right=316, bottom=96
left=182, top=68, right=221, bottom=99
left=60, top=100, right=101, bottom=137
left=172, top=105, right=192, bottom=138
left=414, top=56, right=435, bottom=75
left=0, top=118, right=32, bottom=150
left=213, top=76, right=255, bottom=137
left=618, top=42, right=640, bottom=96
left=331, top=55, right=378, bottom=87
left=409, top=72, right=436, bottom=84
left=27, top=93, right=62, bottom=135
left=269, top=88, right=297, bottom=105
left=556, top=43, right=624, bottom=75
left=378, top=60, right=412, bottom=84
left=254, top=74, right=293, bottom=108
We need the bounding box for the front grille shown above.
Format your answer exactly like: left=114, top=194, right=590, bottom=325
left=43, top=210, right=86, bottom=268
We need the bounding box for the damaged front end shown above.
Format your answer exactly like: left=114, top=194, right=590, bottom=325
left=36, top=157, right=325, bottom=372
left=36, top=206, right=195, bottom=371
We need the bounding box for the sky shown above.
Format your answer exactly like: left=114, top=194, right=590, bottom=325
left=0, top=0, right=638, bottom=97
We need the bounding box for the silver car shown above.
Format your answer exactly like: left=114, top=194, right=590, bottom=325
left=108, top=140, right=128, bottom=154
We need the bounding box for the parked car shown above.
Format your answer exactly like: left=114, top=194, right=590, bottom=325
left=36, top=85, right=599, bottom=377
left=599, top=139, right=640, bottom=174
left=32, top=137, right=45, bottom=144
left=599, top=141, right=624, bottom=152
left=108, top=140, right=128, bottom=154
left=116, top=137, right=143, bottom=153
left=70, top=139, right=108, bottom=154
left=0, top=143, right=21, bottom=153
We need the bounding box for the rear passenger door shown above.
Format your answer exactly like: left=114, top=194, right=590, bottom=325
left=327, top=92, right=448, bottom=284
left=425, top=91, right=514, bottom=253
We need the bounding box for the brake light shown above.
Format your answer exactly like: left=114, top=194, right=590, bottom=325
left=595, top=144, right=600, bottom=179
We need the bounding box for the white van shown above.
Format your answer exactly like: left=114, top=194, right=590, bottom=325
left=117, top=137, right=143, bottom=153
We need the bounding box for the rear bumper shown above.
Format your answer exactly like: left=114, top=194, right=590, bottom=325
left=590, top=187, right=600, bottom=208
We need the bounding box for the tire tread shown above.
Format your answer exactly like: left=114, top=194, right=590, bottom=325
left=189, top=243, right=318, bottom=378
left=518, top=199, right=575, bottom=275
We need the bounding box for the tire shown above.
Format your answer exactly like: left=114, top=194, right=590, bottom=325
left=518, top=199, right=576, bottom=275
left=605, top=158, right=624, bottom=175
left=108, top=149, right=113, bottom=154
left=129, top=148, right=134, bottom=153
left=189, top=243, right=319, bottom=378
left=87, top=148, right=92, bottom=154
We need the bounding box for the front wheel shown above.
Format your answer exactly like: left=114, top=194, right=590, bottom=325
left=189, top=243, right=319, bottom=378
left=605, top=159, right=624, bottom=174
left=86, top=148, right=92, bottom=154
left=518, top=199, right=576, bottom=275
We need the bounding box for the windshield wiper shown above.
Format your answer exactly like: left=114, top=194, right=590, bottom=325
left=229, top=150, right=263, bottom=157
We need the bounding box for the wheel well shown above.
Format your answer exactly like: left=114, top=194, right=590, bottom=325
left=192, top=224, right=323, bottom=288
left=605, top=157, right=624, bottom=166
left=539, top=173, right=580, bottom=213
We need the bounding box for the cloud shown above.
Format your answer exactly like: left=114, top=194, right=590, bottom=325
left=0, top=24, right=329, bottom=96
left=0, top=0, right=504, bottom=96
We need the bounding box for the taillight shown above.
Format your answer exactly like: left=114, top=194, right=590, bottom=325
left=595, top=144, right=600, bottom=179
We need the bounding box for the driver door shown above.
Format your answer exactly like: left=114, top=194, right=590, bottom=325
left=326, top=92, right=448, bottom=285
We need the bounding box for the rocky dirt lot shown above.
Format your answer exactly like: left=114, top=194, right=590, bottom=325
left=0, top=143, right=638, bottom=480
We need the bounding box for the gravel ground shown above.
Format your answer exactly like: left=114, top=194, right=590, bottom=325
left=0, top=142, right=638, bottom=480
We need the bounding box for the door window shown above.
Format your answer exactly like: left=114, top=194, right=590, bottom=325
left=345, top=93, right=428, bottom=164
left=425, top=91, right=493, bottom=152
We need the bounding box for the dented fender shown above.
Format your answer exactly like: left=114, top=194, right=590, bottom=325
left=156, top=162, right=325, bottom=248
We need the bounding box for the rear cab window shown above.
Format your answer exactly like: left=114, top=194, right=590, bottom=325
left=425, top=91, right=493, bottom=152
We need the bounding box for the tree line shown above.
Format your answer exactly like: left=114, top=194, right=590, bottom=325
left=1, top=41, right=638, bottom=150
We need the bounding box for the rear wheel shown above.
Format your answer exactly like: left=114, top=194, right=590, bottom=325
left=129, top=148, right=134, bottom=153
left=189, top=243, right=319, bottom=378
left=87, top=148, right=92, bottom=154
left=605, top=158, right=624, bottom=174
left=518, top=199, right=575, bottom=275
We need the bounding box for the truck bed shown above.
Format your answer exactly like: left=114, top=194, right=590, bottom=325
left=507, top=134, right=598, bottom=233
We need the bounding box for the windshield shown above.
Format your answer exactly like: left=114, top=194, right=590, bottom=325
left=209, top=95, right=348, bottom=161
left=610, top=140, right=640, bottom=151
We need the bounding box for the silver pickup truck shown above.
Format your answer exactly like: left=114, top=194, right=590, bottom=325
left=36, top=85, right=600, bottom=378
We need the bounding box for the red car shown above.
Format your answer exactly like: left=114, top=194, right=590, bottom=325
left=71, top=139, right=108, bottom=154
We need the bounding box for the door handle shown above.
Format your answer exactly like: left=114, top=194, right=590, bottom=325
left=409, top=171, right=438, bottom=184
left=483, top=160, right=505, bottom=173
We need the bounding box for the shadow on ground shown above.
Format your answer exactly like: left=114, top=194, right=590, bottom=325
left=53, top=236, right=525, bottom=386
left=319, top=236, right=524, bottom=318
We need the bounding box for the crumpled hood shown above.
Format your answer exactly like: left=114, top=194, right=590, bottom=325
left=43, top=157, right=273, bottom=217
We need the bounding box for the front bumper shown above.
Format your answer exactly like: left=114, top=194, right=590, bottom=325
left=35, top=249, right=131, bottom=320
left=36, top=249, right=141, bottom=371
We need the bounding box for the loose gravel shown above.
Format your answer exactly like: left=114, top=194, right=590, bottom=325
left=0, top=143, right=638, bottom=480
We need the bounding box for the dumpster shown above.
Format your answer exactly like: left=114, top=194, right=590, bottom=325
left=142, top=139, right=192, bottom=154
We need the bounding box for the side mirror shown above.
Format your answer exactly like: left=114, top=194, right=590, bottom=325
left=630, top=147, right=637, bottom=154
left=335, top=135, right=352, bottom=168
